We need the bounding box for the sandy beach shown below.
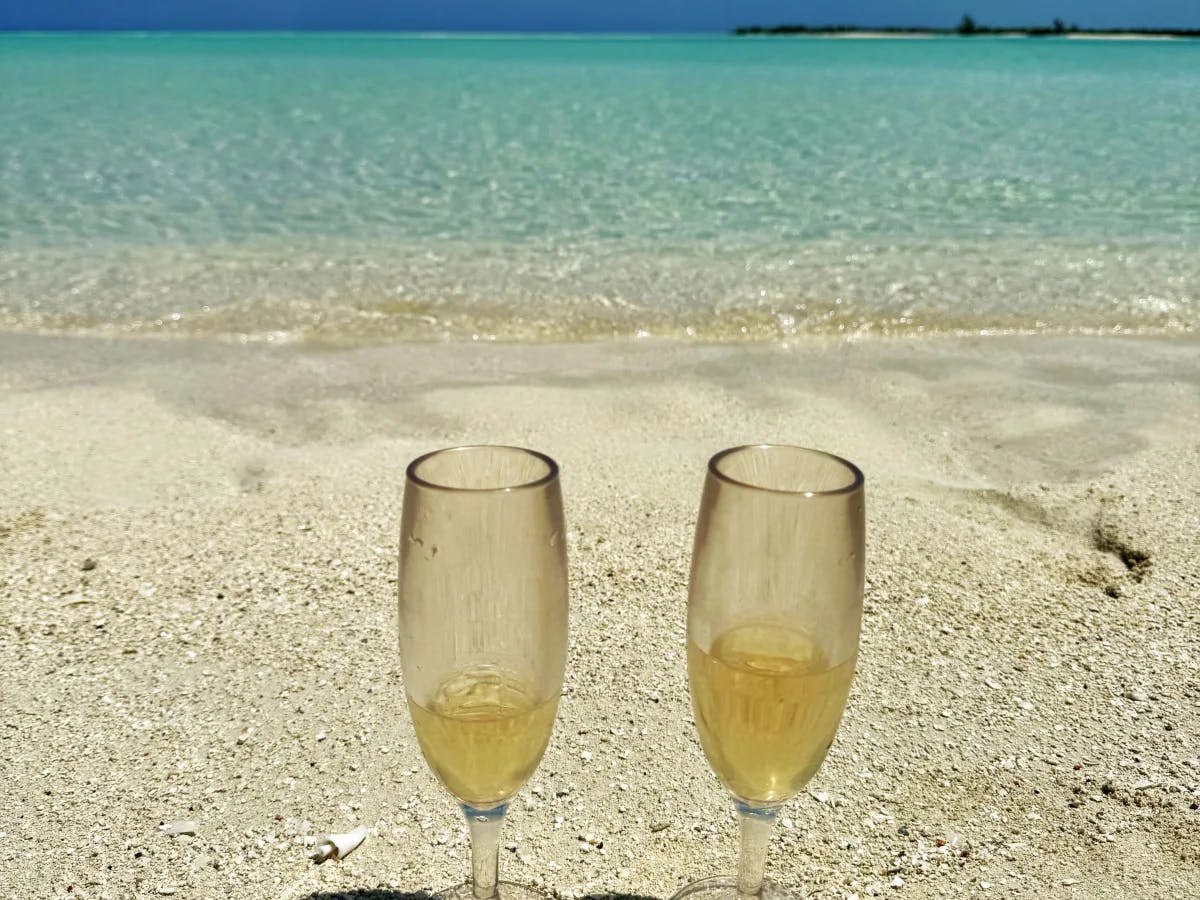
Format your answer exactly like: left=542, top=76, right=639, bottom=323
left=1, top=333, right=1197, bottom=899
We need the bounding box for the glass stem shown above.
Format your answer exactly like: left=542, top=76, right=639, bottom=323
left=463, top=803, right=507, bottom=900
left=734, top=801, right=779, bottom=900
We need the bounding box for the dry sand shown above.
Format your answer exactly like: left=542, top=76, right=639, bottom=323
left=0, top=334, right=1197, bottom=900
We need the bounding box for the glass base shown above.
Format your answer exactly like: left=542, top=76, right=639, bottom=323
left=435, top=882, right=549, bottom=900
left=670, top=876, right=804, bottom=900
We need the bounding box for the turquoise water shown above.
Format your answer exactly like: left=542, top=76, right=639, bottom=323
left=1, top=33, right=1197, bottom=341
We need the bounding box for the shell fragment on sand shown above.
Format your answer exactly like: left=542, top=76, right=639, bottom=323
left=309, top=826, right=368, bottom=864
left=158, top=820, right=197, bottom=836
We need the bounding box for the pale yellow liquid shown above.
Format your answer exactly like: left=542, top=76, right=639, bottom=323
left=688, top=624, right=857, bottom=806
left=408, top=667, right=558, bottom=809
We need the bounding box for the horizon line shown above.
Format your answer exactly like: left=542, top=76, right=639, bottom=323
left=4, top=25, right=1200, bottom=34
left=5, top=27, right=1200, bottom=34
left=6, top=28, right=723, bottom=35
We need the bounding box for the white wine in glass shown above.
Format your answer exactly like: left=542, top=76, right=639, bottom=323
left=674, top=445, right=864, bottom=900
left=399, top=446, right=569, bottom=900
left=407, top=667, right=559, bottom=810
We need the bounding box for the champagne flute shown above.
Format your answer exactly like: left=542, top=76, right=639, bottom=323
left=398, top=446, right=569, bottom=900
left=674, top=445, right=865, bottom=900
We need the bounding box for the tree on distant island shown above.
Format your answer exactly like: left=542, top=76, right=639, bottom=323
left=731, top=18, right=1199, bottom=38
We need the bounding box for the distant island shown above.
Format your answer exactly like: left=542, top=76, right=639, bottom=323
left=733, top=16, right=1200, bottom=39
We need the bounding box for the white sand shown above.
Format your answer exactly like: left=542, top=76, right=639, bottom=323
left=1065, top=34, right=1183, bottom=40
left=1, top=334, right=1197, bottom=899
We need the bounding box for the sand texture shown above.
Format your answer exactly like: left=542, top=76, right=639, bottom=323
left=1, top=334, right=1197, bottom=899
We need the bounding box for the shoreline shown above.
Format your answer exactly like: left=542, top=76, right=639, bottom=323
left=734, top=28, right=1198, bottom=40
left=816, top=32, right=1188, bottom=40
left=6, top=235, right=1197, bottom=344
left=1, top=314, right=1196, bottom=347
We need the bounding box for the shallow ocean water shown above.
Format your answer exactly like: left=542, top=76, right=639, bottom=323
left=1, top=33, right=1197, bottom=341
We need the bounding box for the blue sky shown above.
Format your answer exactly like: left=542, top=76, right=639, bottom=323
left=1, top=1, right=1197, bottom=32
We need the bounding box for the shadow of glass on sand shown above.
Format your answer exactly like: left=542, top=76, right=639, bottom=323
left=310, top=892, right=662, bottom=900
left=309, top=891, right=436, bottom=900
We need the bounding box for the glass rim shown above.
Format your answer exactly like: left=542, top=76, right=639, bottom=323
left=707, top=444, right=864, bottom=497
left=405, top=444, right=560, bottom=493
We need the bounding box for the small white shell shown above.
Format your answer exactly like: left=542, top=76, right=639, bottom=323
left=158, top=820, right=197, bottom=836
left=309, top=826, right=368, bottom=864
